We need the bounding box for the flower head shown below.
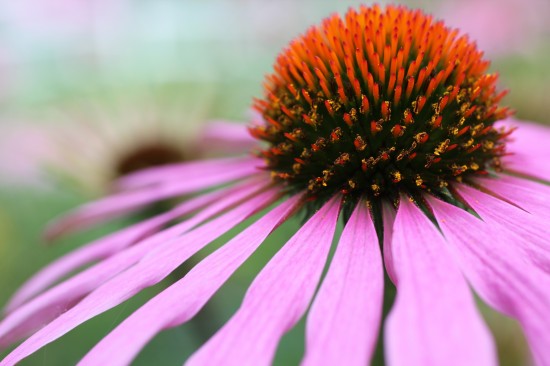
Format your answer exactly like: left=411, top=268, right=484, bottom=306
left=0, top=92, right=254, bottom=195
left=2, top=5, right=550, bottom=366
left=251, top=5, right=510, bottom=200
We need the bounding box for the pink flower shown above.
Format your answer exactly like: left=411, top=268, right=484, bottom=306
left=0, top=95, right=253, bottom=193
left=2, top=5, right=549, bottom=366
left=436, top=0, right=550, bottom=56
left=0, top=121, right=61, bottom=188
left=0, top=0, right=127, bottom=39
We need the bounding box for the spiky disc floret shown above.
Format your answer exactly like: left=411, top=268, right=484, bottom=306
left=251, top=5, right=512, bottom=200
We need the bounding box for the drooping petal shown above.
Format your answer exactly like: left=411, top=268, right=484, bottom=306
left=0, top=179, right=271, bottom=349
left=428, top=196, right=550, bottom=366
left=0, top=187, right=279, bottom=365
left=45, top=160, right=260, bottom=240
left=499, top=119, right=550, bottom=181
left=5, top=187, right=225, bottom=313
left=302, top=201, right=383, bottom=366
left=384, top=198, right=496, bottom=366
left=500, top=119, right=550, bottom=157
left=475, top=174, right=550, bottom=219
left=456, top=184, right=550, bottom=274
left=198, top=121, right=257, bottom=155
left=115, top=156, right=258, bottom=190
left=187, top=195, right=342, bottom=366
left=79, top=195, right=302, bottom=366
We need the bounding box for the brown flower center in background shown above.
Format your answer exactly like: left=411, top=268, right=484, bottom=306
left=115, top=143, right=185, bottom=177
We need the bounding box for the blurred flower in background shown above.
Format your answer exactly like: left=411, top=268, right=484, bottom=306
left=433, top=0, right=550, bottom=124
left=0, top=0, right=549, bottom=365
left=0, top=89, right=257, bottom=194
left=47, top=95, right=208, bottom=196
left=0, top=120, right=56, bottom=188
left=436, top=0, right=550, bottom=57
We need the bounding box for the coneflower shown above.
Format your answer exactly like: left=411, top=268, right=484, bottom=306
left=2, top=5, right=550, bottom=366
left=0, top=93, right=253, bottom=194
left=437, top=0, right=549, bottom=56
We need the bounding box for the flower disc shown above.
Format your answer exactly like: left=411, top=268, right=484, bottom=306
left=251, top=5, right=511, bottom=200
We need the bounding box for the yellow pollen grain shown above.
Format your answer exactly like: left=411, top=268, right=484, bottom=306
left=391, top=171, right=403, bottom=182
left=434, top=139, right=450, bottom=156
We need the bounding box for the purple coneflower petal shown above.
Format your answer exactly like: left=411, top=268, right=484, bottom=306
left=5, top=186, right=226, bottom=313
left=187, top=195, right=342, bottom=366
left=456, top=184, right=550, bottom=273
left=428, top=196, right=550, bottom=366
left=115, top=156, right=258, bottom=191
left=302, top=201, right=383, bottom=366
left=199, top=121, right=257, bottom=155
left=478, top=175, right=550, bottom=219
left=78, top=195, right=302, bottom=366
left=45, top=158, right=259, bottom=240
left=500, top=120, right=550, bottom=181
left=503, top=154, right=550, bottom=183
left=0, top=185, right=280, bottom=365
left=503, top=120, right=550, bottom=157
left=0, top=179, right=270, bottom=349
left=384, top=198, right=496, bottom=366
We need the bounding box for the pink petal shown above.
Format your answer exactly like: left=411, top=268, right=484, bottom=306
left=499, top=119, right=550, bottom=181
left=428, top=196, right=550, bottom=366
left=456, top=184, right=550, bottom=274
left=5, top=186, right=225, bottom=313
left=187, top=195, right=342, bottom=366
left=384, top=198, right=496, bottom=366
left=0, top=186, right=279, bottom=365
left=475, top=175, right=550, bottom=219
left=115, top=156, right=258, bottom=190
left=45, top=160, right=260, bottom=240
left=302, top=201, right=383, bottom=366
left=501, top=119, right=550, bottom=156
left=0, top=179, right=270, bottom=349
left=79, top=195, right=302, bottom=366
left=198, top=121, right=257, bottom=155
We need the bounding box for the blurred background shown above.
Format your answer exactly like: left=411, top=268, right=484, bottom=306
left=0, top=0, right=548, bottom=364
